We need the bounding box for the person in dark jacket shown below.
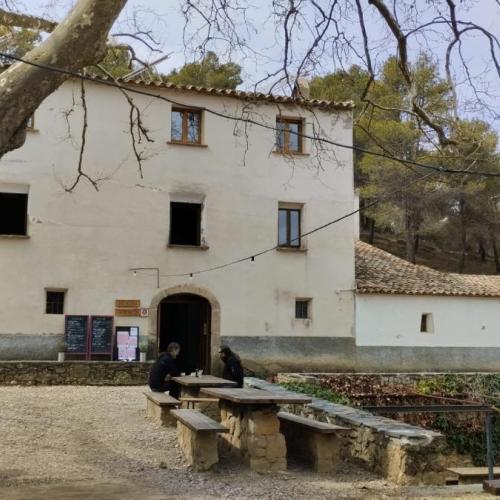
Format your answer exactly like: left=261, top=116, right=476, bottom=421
left=148, top=342, right=181, bottom=397
left=219, top=345, right=244, bottom=388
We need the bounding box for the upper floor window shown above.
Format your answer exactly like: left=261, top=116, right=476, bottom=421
left=276, top=117, right=303, bottom=154
left=171, top=108, right=202, bottom=145
left=278, top=207, right=301, bottom=248
left=169, top=202, right=202, bottom=246
left=0, top=192, right=28, bottom=236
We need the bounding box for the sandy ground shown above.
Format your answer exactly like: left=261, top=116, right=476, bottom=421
left=0, top=386, right=488, bottom=499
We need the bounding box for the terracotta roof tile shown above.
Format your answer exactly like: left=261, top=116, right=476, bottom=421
left=355, top=240, right=500, bottom=297
left=89, top=74, right=354, bottom=111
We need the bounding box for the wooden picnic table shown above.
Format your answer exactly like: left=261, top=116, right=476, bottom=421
left=172, top=375, right=238, bottom=389
left=171, top=375, right=238, bottom=420
left=201, top=387, right=311, bottom=472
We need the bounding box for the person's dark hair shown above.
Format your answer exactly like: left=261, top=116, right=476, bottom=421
left=219, top=345, right=240, bottom=360
left=167, top=342, right=181, bottom=353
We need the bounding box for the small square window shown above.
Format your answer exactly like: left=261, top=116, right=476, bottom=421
left=169, top=202, right=202, bottom=246
left=171, top=108, right=202, bottom=144
left=276, top=117, right=303, bottom=153
left=295, top=299, right=310, bottom=319
left=0, top=192, right=28, bottom=236
left=278, top=207, right=301, bottom=247
left=420, top=313, right=434, bottom=333
left=46, top=291, right=65, bottom=315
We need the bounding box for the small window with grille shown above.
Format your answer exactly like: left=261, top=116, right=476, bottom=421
left=46, top=290, right=66, bottom=315
left=295, top=299, right=310, bottom=319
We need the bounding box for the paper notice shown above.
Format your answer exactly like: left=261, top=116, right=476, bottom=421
left=117, top=331, right=129, bottom=346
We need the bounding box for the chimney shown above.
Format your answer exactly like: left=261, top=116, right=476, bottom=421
left=292, top=77, right=310, bottom=99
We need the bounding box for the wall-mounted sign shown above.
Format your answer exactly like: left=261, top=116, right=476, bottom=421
left=140, top=307, right=149, bottom=318
left=64, top=315, right=114, bottom=360
left=115, top=299, right=141, bottom=317
left=65, top=315, right=89, bottom=355
left=116, top=326, right=139, bottom=361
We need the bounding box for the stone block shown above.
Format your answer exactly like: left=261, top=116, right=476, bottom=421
left=265, top=434, right=286, bottom=461
left=247, top=435, right=267, bottom=457
left=248, top=411, right=280, bottom=436
left=177, top=423, right=219, bottom=471
left=146, top=399, right=176, bottom=427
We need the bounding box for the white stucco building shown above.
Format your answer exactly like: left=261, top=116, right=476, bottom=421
left=0, top=75, right=356, bottom=372
left=355, top=241, right=500, bottom=371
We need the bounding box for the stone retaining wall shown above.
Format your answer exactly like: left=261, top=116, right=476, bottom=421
left=0, top=361, right=150, bottom=385
left=245, top=377, right=467, bottom=485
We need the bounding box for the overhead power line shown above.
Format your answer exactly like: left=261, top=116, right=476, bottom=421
left=2, top=52, right=500, bottom=178
left=154, top=170, right=437, bottom=279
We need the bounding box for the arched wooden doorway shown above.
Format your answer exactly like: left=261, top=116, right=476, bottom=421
left=157, top=293, right=212, bottom=374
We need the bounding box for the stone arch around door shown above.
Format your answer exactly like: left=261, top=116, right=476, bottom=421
left=148, top=284, right=221, bottom=372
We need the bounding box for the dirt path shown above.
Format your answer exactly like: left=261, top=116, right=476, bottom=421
left=0, top=386, right=487, bottom=499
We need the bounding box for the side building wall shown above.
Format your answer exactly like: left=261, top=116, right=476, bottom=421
left=349, top=293, right=500, bottom=372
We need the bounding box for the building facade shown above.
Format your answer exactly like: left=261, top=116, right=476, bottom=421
left=355, top=241, right=500, bottom=371
left=0, top=77, right=356, bottom=372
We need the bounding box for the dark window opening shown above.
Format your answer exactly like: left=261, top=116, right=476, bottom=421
left=0, top=192, right=28, bottom=235
left=278, top=207, right=301, bottom=247
left=295, top=299, right=310, bottom=319
left=420, top=313, right=433, bottom=333
left=46, top=291, right=65, bottom=315
left=169, top=202, right=202, bottom=246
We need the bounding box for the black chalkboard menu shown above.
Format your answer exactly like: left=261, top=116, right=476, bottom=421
left=65, top=315, right=89, bottom=354
left=90, top=316, right=114, bottom=355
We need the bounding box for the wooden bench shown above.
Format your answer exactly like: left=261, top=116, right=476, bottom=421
left=446, top=467, right=500, bottom=485
left=171, top=409, right=228, bottom=471
left=278, top=412, right=349, bottom=473
left=144, top=391, right=180, bottom=427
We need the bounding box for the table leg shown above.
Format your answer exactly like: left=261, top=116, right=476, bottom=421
left=219, top=401, right=287, bottom=472
left=180, top=386, right=220, bottom=421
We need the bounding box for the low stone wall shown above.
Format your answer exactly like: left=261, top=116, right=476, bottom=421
left=0, top=361, right=150, bottom=385
left=245, top=377, right=467, bottom=485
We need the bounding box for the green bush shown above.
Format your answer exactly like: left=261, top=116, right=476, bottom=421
left=416, top=374, right=500, bottom=465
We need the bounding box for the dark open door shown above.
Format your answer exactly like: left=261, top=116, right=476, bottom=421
left=158, top=294, right=211, bottom=374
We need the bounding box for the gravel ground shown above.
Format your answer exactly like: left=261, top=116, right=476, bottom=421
left=0, top=386, right=487, bottom=499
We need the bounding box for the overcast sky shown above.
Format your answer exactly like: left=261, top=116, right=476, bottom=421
left=21, top=1, right=500, bottom=125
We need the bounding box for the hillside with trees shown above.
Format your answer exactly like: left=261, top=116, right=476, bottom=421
left=311, top=57, right=500, bottom=274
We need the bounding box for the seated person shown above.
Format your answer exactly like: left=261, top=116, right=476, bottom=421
left=219, top=345, right=244, bottom=388
left=148, top=342, right=181, bottom=398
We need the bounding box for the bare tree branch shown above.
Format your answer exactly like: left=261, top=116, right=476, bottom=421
left=0, top=7, right=56, bottom=32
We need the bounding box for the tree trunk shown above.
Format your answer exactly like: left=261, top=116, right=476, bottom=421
left=458, top=197, right=467, bottom=273
left=368, top=218, right=375, bottom=244
left=404, top=209, right=419, bottom=264
left=0, top=0, right=127, bottom=157
left=491, top=233, right=500, bottom=273
left=477, top=238, right=487, bottom=262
